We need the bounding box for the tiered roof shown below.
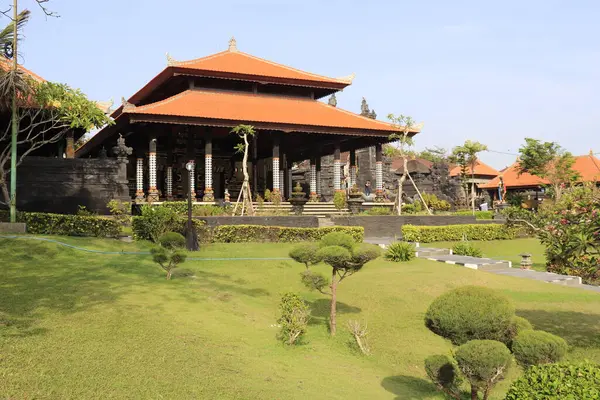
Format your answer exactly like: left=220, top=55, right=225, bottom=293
left=449, top=159, right=499, bottom=178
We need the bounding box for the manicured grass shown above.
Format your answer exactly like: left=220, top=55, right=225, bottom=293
left=1, top=236, right=599, bottom=399
left=428, top=238, right=547, bottom=271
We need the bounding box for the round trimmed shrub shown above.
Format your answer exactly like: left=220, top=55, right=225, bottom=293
left=158, top=232, right=186, bottom=249
left=424, top=354, right=461, bottom=392
left=506, top=315, right=533, bottom=347
left=505, top=362, right=600, bottom=400
left=319, top=232, right=355, bottom=250
left=385, top=242, right=415, bottom=262
left=316, top=245, right=351, bottom=269
left=351, top=243, right=381, bottom=267
left=512, top=330, right=568, bottom=367
left=289, top=243, right=321, bottom=268
left=452, top=242, right=483, bottom=257
left=455, top=340, right=511, bottom=397
left=425, top=286, right=515, bottom=345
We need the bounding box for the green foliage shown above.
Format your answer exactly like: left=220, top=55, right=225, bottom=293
left=421, top=193, right=451, bottom=212
left=160, top=202, right=229, bottom=216
left=350, top=243, right=382, bottom=268
left=0, top=211, right=120, bottom=237
left=107, top=199, right=131, bottom=226
left=316, top=245, right=351, bottom=269
left=277, top=292, right=310, bottom=345
left=402, top=224, right=517, bottom=243
left=385, top=242, right=415, bottom=262
left=76, top=205, right=94, bottom=216
left=158, top=232, right=186, bottom=250
left=362, top=206, right=392, bottom=215
left=131, top=205, right=206, bottom=242
left=424, top=354, right=462, bottom=399
left=402, top=203, right=417, bottom=214
left=333, top=190, right=347, bottom=211
left=289, top=243, right=320, bottom=268
left=425, top=286, right=515, bottom=345
left=300, top=270, right=330, bottom=294
left=452, top=242, right=483, bottom=257
left=512, top=330, right=568, bottom=367
left=506, top=316, right=533, bottom=348
left=151, top=232, right=188, bottom=280
left=518, top=138, right=580, bottom=184
left=418, top=146, right=448, bottom=163
left=212, top=225, right=363, bottom=243
left=455, top=340, right=511, bottom=399
left=505, top=192, right=526, bottom=207
left=453, top=210, right=494, bottom=220
left=264, top=188, right=272, bottom=201
left=319, top=231, right=355, bottom=250
left=505, top=362, right=600, bottom=400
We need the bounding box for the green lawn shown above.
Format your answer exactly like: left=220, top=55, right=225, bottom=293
left=1, top=236, right=599, bottom=399
left=427, top=238, right=547, bottom=271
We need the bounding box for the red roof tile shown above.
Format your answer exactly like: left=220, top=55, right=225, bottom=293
left=449, top=160, right=499, bottom=177
left=572, top=154, right=600, bottom=182
left=0, top=58, right=44, bottom=82
left=124, top=89, right=418, bottom=135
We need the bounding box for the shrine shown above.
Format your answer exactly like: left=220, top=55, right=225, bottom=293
left=76, top=38, right=419, bottom=203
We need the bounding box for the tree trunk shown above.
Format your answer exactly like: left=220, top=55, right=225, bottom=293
left=166, top=270, right=172, bottom=280
left=329, top=268, right=338, bottom=335
left=397, top=161, right=408, bottom=215
left=471, top=387, right=478, bottom=400
left=471, top=164, right=476, bottom=215
left=0, top=180, right=9, bottom=206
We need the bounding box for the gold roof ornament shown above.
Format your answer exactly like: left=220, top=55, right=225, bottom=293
left=166, top=52, right=179, bottom=66
left=228, top=37, right=238, bottom=52
left=337, top=73, right=355, bottom=83
left=121, top=97, right=136, bottom=112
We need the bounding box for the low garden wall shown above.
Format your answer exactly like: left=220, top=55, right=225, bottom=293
left=196, top=216, right=319, bottom=228
left=332, top=215, right=502, bottom=238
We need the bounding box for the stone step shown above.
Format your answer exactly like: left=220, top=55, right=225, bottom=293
left=415, top=247, right=452, bottom=257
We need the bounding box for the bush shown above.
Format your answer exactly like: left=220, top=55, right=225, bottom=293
left=333, top=190, right=347, bottom=211
left=362, top=206, right=392, bottom=216
left=506, top=316, right=533, bottom=348
left=212, top=225, right=363, bottom=243
left=512, top=330, right=568, bottom=367
left=264, top=188, right=272, bottom=201
left=425, top=286, right=515, bottom=345
left=316, top=245, right=351, bottom=269
left=452, top=242, right=483, bottom=257
left=131, top=206, right=206, bottom=242
left=505, top=362, right=600, bottom=400
left=319, top=231, right=355, bottom=250
left=0, top=211, right=120, bottom=237
left=107, top=199, right=131, bottom=226
left=424, top=355, right=462, bottom=399
left=421, top=193, right=451, bottom=212
left=161, top=202, right=229, bottom=216
left=453, top=210, right=494, bottom=220
left=277, top=292, right=310, bottom=345
left=402, top=224, right=517, bottom=243
left=158, top=232, right=186, bottom=249
left=385, top=242, right=415, bottom=262
left=402, top=203, right=417, bottom=214
left=350, top=243, right=382, bottom=268
left=289, top=243, right=321, bottom=268
left=455, top=340, right=511, bottom=400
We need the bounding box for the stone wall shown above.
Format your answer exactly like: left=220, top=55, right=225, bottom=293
left=13, top=157, right=129, bottom=214
left=196, top=216, right=319, bottom=228
left=331, top=215, right=501, bottom=238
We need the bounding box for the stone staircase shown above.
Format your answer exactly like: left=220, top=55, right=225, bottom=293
left=253, top=201, right=349, bottom=217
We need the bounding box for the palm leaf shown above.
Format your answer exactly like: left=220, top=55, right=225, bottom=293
left=0, top=9, right=31, bottom=49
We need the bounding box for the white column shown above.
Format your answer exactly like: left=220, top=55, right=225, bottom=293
left=349, top=149, right=357, bottom=188
left=376, top=162, right=383, bottom=192
left=309, top=161, right=318, bottom=201
left=136, top=158, right=145, bottom=202
left=279, top=170, right=284, bottom=197
left=316, top=157, right=321, bottom=197
left=272, top=157, right=280, bottom=193
left=189, top=160, right=196, bottom=198
left=166, top=166, right=173, bottom=199
left=147, top=139, right=159, bottom=202
left=203, top=137, right=214, bottom=201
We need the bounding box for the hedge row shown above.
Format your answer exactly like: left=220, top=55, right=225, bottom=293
left=452, top=210, right=495, bottom=220
left=212, top=225, right=364, bottom=243
left=159, top=202, right=229, bottom=216
left=131, top=216, right=207, bottom=242
left=0, top=211, right=120, bottom=237
left=402, top=224, right=517, bottom=242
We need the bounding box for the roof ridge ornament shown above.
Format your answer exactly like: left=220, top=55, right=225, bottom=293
left=228, top=37, right=238, bottom=52
left=121, top=97, right=136, bottom=112
left=328, top=93, right=337, bottom=107
left=337, top=73, right=355, bottom=83
left=166, top=52, right=179, bottom=66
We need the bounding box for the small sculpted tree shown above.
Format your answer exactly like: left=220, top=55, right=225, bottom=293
left=151, top=232, right=187, bottom=280
left=387, top=114, right=417, bottom=215
left=450, top=141, right=488, bottom=214
left=518, top=138, right=580, bottom=200
left=231, top=124, right=255, bottom=216
left=289, top=233, right=381, bottom=335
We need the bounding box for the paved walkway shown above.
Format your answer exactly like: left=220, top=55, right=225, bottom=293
left=368, top=238, right=600, bottom=293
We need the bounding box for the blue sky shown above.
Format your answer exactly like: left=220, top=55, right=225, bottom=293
left=15, top=0, right=600, bottom=169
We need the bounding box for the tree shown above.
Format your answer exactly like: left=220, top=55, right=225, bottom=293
left=290, top=233, right=380, bottom=335
left=231, top=124, right=255, bottom=216
left=387, top=114, right=415, bottom=215
left=0, top=81, right=110, bottom=206
left=418, top=146, right=448, bottom=163
left=150, top=232, right=187, bottom=280
left=518, top=138, right=580, bottom=200
left=451, top=140, right=487, bottom=214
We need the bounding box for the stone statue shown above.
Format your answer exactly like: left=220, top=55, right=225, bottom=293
left=112, top=134, right=133, bottom=163
left=368, top=109, right=377, bottom=120
left=328, top=93, right=337, bottom=107
left=360, top=97, right=370, bottom=116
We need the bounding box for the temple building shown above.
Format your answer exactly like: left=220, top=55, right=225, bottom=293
left=76, top=38, right=419, bottom=203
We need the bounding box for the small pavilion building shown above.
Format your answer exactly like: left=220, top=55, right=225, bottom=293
left=77, top=39, right=419, bottom=204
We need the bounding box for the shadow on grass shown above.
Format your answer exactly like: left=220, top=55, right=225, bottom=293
left=381, top=375, right=441, bottom=400
left=518, top=309, right=600, bottom=348
left=192, top=270, right=270, bottom=297
left=0, top=239, right=138, bottom=337
left=307, top=298, right=361, bottom=326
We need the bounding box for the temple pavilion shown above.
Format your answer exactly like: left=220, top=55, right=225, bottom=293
left=76, top=38, right=419, bottom=203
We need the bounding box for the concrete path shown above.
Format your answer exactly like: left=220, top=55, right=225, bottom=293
left=371, top=239, right=600, bottom=293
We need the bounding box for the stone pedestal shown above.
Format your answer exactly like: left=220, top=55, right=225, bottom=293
left=347, top=197, right=364, bottom=215
left=289, top=196, right=308, bottom=215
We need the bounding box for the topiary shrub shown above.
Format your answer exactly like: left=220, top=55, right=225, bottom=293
left=158, top=231, right=186, bottom=249
left=452, top=242, right=483, bottom=257
left=277, top=292, right=310, bottom=345
left=333, top=190, right=347, bottom=211
left=319, top=231, right=355, bottom=250
left=316, top=245, right=351, bottom=269
left=455, top=340, right=512, bottom=400
left=151, top=232, right=187, bottom=280
left=425, top=286, right=515, bottom=345
left=424, top=354, right=462, bottom=400
left=289, top=243, right=320, bottom=269
left=512, top=330, right=568, bottom=367
left=385, top=242, right=415, bottom=262
left=350, top=243, right=382, bottom=268
left=506, top=316, right=533, bottom=348
left=505, top=362, right=600, bottom=400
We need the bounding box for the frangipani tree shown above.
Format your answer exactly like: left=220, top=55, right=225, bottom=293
left=451, top=140, right=488, bottom=214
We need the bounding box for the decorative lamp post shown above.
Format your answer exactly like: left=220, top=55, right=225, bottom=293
left=185, top=161, right=199, bottom=251
left=519, top=253, right=532, bottom=270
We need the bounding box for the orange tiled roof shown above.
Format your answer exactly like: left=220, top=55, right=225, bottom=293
left=168, top=48, right=352, bottom=87
left=0, top=58, right=44, bottom=82
left=478, top=154, right=600, bottom=189
left=123, top=89, right=416, bottom=135
left=449, top=159, right=499, bottom=177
